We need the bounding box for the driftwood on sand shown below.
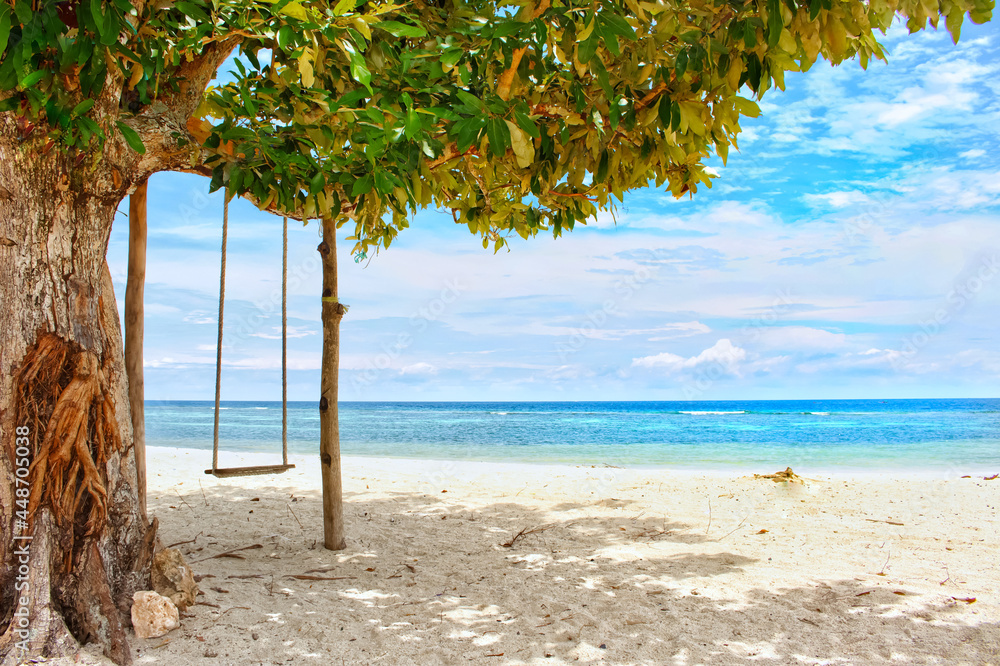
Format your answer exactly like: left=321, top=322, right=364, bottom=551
left=754, top=467, right=805, bottom=484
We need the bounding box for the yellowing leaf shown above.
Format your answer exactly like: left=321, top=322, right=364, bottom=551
left=280, top=1, right=308, bottom=21
left=505, top=120, right=533, bottom=168
left=351, top=17, right=372, bottom=40
left=678, top=101, right=705, bottom=135
left=333, top=0, right=354, bottom=15
left=733, top=97, right=760, bottom=118
left=127, top=63, right=144, bottom=91
left=726, top=57, right=742, bottom=90
left=298, top=48, right=315, bottom=87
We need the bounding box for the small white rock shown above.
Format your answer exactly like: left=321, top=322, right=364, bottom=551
left=131, top=590, right=179, bottom=639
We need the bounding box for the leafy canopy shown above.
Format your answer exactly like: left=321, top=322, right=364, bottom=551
left=0, top=0, right=992, bottom=253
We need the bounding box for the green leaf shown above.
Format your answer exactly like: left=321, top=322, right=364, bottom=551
left=18, top=71, right=46, bottom=89
left=71, top=99, right=95, bottom=116
left=596, top=20, right=621, bottom=57
left=277, top=25, right=295, bottom=50
left=228, top=166, right=244, bottom=195
left=441, top=48, right=464, bottom=68
left=743, top=20, right=757, bottom=48
left=378, top=20, right=427, bottom=38
left=239, top=82, right=258, bottom=114
left=374, top=170, right=393, bottom=195
left=675, top=49, right=688, bottom=78
left=513, top=110, right=540, bottom=138
left=455, top=90, right=486, bottom=113
left=309, top=171, right=325, bottom=194
left=349, top=53, right=372, bottom=93
left=492, top=20, right=524, bottom=38
left=352, top=174, right=373, bottom=196
left=767, top=0, right=782, bottom=49
left=599, top=13, right=637, bottom=41
left=578, top=32, right=599, bottom=63
left=90, top=0, right=104, bottom=30
left=116, top=121, right=146, bottom=154
left=0, top=6, right=11, bottom=56
left=657, top=94, right=672, bottom=128
left=592, top=56, right=612, bottom=98
left=455, top=117, right=483, bottom=153
left=404, top=109, right=421, bottom=139
left=596, top=149, right=609, bottom=183
left=809, top=0, right=822, bottom=21
left=486, top=117, right=510, bottom=158
left=175, top=1, right=211, bottom=23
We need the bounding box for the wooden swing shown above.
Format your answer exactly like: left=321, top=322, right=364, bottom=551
left=206, top=197, right=295, bottom=478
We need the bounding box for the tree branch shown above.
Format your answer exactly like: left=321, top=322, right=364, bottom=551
left=496, top=0, right=551, bottom=101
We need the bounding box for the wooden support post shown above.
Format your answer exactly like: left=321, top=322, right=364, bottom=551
left=318, top=217, right=346, bottom=550
left=125, top=179, right=148, bottom=521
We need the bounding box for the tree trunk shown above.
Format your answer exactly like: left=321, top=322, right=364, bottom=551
left=125, top=180, right=148, bottom=523
left=0, top=131, right=156, bottom=665
left=318, top=217, right=346, bottom=550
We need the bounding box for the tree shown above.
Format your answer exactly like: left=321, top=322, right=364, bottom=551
left=0, top=0, right=992, bottom=662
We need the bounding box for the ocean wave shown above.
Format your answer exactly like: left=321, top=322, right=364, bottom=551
left=679, top=410, right=746, bottom=415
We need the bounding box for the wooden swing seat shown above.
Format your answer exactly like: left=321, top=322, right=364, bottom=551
left=205, top=464, right=295, bottom=478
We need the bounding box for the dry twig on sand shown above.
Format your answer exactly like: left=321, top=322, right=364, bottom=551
left=501, top=524, right=554, bottom=547
left=193, top=543, right=263, bottom=563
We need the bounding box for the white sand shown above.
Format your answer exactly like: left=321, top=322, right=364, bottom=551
left=84, top=448, right=1000, bottom=663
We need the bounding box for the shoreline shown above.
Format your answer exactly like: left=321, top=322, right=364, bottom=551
left=151, top=445, right=1000, bottom=481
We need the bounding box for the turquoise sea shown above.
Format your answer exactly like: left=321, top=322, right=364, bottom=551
left=144, top=399, right=1000, bottom=472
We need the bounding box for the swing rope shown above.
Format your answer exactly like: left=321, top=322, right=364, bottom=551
left=207, top=197, right=294, bottom=478
left=282, top=214, right=289, bottom=466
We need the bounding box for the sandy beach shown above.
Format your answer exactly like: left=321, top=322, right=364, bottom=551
left=70, top=447, right=1000, bottom=664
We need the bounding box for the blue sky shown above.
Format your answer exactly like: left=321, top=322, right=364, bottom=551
left=107, top=20, right=1000, bottom=401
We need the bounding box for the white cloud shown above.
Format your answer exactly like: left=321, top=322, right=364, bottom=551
left=754, top=326, right=848, bottom=351
left=632, top=339, right=747, bottom=376
left=400, top=362, right=438, bottom=376
left=802, top=190, right=871, bottom=209
left=959, top=149, right=986, bottom=160
left=249, top=325, right=317, bottom=340
left=225, top=353, right=322, bottom=370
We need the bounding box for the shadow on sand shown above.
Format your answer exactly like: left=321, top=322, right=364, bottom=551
left=137, top=481, right=1000, bottom=665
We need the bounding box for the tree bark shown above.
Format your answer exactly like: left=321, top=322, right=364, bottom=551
left=125, top=180, right=148, bottom=523
left=0, top=127, right=155, bottom=665
left=318, top=217, right=346, bottom=551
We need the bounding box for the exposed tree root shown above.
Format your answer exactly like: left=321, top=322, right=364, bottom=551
left=7, top=332, right=138, bottom=664
left=15, top=333, right=123, bottom=562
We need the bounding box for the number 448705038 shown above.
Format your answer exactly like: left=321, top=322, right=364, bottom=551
left=14, top=425, right=31, bottom=525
